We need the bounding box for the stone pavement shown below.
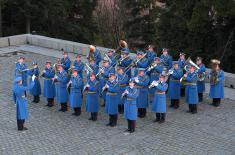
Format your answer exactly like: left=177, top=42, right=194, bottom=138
left=0, top=49, right=235, bottom=155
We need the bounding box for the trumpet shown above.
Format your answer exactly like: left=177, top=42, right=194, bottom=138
left=85, top=63, right=94, bottom=74
left=104, top=53, right=112, bottom=64
left=146, top=63, right=157, bottom=72
left=53, top=58, right=61, bottom=72
left=118, top=55, right=129, bottom=65
left=149, top=80, right=160, bottom=88
left=101, top=84, right=108, bottom=93
left=96, top=67, right=105, bottom=77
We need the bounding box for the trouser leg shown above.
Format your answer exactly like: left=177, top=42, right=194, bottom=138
left=180, top=87, right=185, bottom=97
left=188, top=104, right=192, bottom=113
left=130, top=120, right=136, bottom=133
left=138, top=108, right=141, bottom=117
left=111, top=115, right=117, bottom=127
left=106, top=115, right=112, bottom=126
left=214, top=98, right=221, bottom=107
left=142, top=108, right=146, bottom=117
left=170, top=99, right=174, bottom=107
left=93, top=112, right=97, bottom=121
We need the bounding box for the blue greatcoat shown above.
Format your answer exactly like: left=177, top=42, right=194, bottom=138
left=41, top=67, right=55, bottom=98
left=160, top=54, right=173, bottom=70
left=178, top=59, right=186, bottom=69
left=149, top=64, right=163, bottom=94
left=185, top=72, right=198, bottom=104
left=152, top=82, right=168, bottom=113
left=146, top=50, right=157, bottom=64
left=13, top=81, right=35, bottom=120
left=134, top=58, right=149, bottom=76
left=105, top=80, right=120, bottom=115
left=117, top=73, right=129, bottom=105
left=69, top=75, right=83, bottom=108
left=73, top=60, right=84, bottom=78
left=124, top=86, right=139, bottom=120
left=168, top=69, right=183, bottom=99
left=209, top=70, right=224, bottom=99
left=61, top=57, right=71, bottom=72
left=86, top=79, right=100, bottom=112
left=28, top=67, right=41, bottom=96
left=136, top=75, right=150, bottom=108
left=197, top=64, right=206, bottom=93
left=99, top=66, right=115, bottom=100
left=55, top=70, right=70, bottom=103
left=15, top=62, right=28, bottom=86
left=118, top=57, right=132, bottom=79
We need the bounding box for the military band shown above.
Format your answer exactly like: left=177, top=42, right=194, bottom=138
left=12, top=41, right=225, bottom=132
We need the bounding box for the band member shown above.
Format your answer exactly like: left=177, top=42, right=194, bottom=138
left=61, top=51, right=71, bottom=72
left=135, top=68, right=150, bottom=118
left=87, top=45, right=101, bottom=66
left=85, top=72, right=100, bottom=121
left=178, top=52, right=186, bottom=97
left=148, top=57, right=163, bottom=97
left=178, top=52, right=186, bottom=69
left=15, top=56, right=28, bottom=87
left=118, top=48, right=132, bottom=79
left=209, top=59, right=224, bottom=107
left=122, top=78, right=139, bottom=133
left=151, top=74, right=168, bottom=123
left=73, top=54, right=84, bottom=78
left=134, top=51, right=148, bottom=76
left=99, top=58, right=115, bottom=106
left=160, top=48, right=172, bottom=71
left=196, top=57, right=206, bottom=102
left=168, top=61, right=183, bottom=109
left=68, top=68, right=83, bottom=116
left=117, top=67, right=129, bottom=114
left=184, top=65, right=199, bottom=114
left=13, top=75, right=35, bottom=131
left=107, top=50, right=117, bottom=67
left=27, top=61, right=41, bottom=103
left=104, top=73, right=120, bottom=127
left=86, top=58, right=99, bottom=81
left=53, top=64, right=70, bottom=112
left=146, top=45, right=157, bottom=65
left=41, top=60, right=55, bottom=107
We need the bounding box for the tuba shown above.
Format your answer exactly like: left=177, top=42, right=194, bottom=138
left=180, top=58, right=199, bottom=85
left=209, top=59, right=220, bottom=85
left=115, top=40, right=128, bottom=58
left=87, top=45, right=96, bottom=60
left=53, top=58, right=61, bottom=73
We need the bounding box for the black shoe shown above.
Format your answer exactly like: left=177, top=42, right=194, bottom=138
left=23, top=127, right=28, bottom=130
left=106, top=122, right=111, bottom=126
left=72, top=113, right=79, bottom=116
left=88, top=117, right=93, bottom=120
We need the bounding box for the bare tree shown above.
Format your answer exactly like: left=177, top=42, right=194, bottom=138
left=93, top=0, right=128, bottom=48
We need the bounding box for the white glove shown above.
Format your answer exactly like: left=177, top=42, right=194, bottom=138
left=106, top=84, right=109, bottom=88
left=134, top=77, right=139, bottom=83
left=69, top=80, right=72, bottom=84
left=154, top=81, right=159, bottom=87
left=32, top=75, right=36, bottom=81
left=43, top=70, right=46, bottom=73
left=54, top=75, right=58, bottom=79
left=86, top=84, right=90, bottom=87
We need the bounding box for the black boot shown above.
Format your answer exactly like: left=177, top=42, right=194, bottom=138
left=47, top=98, right=54, bottom=107
left=180, top=87, right=185, bottom=97
left=188, top=104, right=192, bottom=113
left=130, top=120, right=136, bottom=133
left=154, top=113, right=160, bottom=122
left=59, top=103, right=63, bottom=111
left=121, top=104, right=124, bottom=114
left=174, top=99, right=179, bottom=109
left=192, top=104, right=197, bottom=114
left=93, top=112, right=97, bottom=121
left=159, top=113, right=166, bottom=123
left=35, top=96, right=40, bottom=103
left=198, top=93, right=203, bottom=102
left=106, top=115, right=112, bottom=126
left=63, top=103, right=68, bottom=112
left=142, top=108, right=146, bottom=118
left=72, top=108, right=79, bottom=116
left=169, top=99, right=174, bottom=107
left=17, top=119, right=23, bottom=131
left=32, top=96, right=36, bottom=103
left=111, top=115, right=117, bottom=127
left=126, top=120, right=131, bottom=132
left=214, top=98, right=221, bottom=107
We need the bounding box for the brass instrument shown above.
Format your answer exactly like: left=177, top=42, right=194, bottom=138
left=85, top=63, right=94, bottom=75
left=53, top=58, right=61, bottom=72
left=86, top=45, right=96, bottom=60
left=209, top=59, right=220, bottom=85
left=164, top=68, right=174, bottom=81
left=115, top=40, right=128, bottom=58
left=180, top=58, right=200, bottom=84
left=96, top=67, right=105, bottom=77
left=104, top=53, right=112, bottom=64
left=118, top=55, right=130, bottom=65
left=149, top=80, right=160, bottom=88
left=146, top=63, right=157, bottom=72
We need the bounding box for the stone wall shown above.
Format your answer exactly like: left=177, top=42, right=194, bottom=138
left=0, top=34, right=234, bottom=89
